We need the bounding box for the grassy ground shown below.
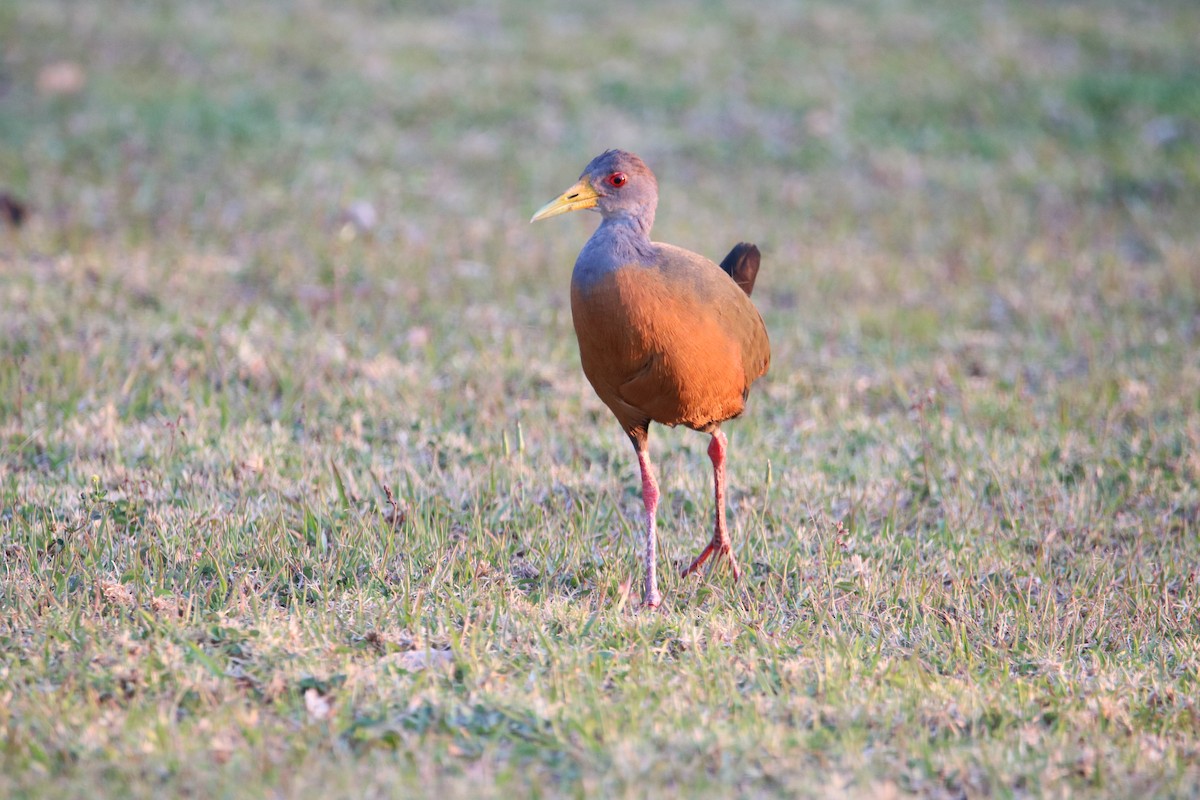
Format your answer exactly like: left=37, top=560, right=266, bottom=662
left=2, top=0, right=1199, bottom=796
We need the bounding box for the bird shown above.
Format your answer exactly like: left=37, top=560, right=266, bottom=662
left=531, top=149, right=770, bottom=608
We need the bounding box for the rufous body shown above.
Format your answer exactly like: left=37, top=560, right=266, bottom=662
left=570, top=245, right=769, bottom=437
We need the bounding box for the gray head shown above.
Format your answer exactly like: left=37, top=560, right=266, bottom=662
left=578, top=149, right=658, bottom=224
left=531, top=149, right=659, bottom=231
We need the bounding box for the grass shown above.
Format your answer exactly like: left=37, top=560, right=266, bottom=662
left=2, top=0, right=1199, bottom=796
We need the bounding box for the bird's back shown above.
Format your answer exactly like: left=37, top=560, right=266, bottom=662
left=571, top=243, right=769, bottom=435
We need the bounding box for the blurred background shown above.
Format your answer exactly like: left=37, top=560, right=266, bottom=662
left=3, top=0, right=1198, bottom=484
left=3, top=0, right=1200, bottom=574
left=6, top=1, right=1197, bottom=283
left=3, top=1, right=1200, bottom=795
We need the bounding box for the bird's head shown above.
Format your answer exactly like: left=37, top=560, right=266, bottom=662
left=531, top=149, right=658, bottom=228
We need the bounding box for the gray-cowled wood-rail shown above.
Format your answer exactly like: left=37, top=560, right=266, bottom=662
left=531, top=149, right=770, bottom=608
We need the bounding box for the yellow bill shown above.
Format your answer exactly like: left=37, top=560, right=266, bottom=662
left=530, top=180, right=600, bottom=222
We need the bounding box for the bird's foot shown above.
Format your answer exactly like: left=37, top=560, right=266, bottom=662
left=681, top=538, right=741, bottom=581
left=642, top=588, right=663, bottom=610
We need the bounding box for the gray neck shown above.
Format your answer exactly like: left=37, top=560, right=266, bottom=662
left=572, top=214, right=658, bottom=291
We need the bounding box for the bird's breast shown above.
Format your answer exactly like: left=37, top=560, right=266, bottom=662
left=570, top=266, right=663, bottom=370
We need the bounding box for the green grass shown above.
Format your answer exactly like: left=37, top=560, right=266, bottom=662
left=2, top=0, right=1200, bottom=796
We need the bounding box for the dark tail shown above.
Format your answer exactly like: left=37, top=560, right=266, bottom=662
left=718, top=242, right=760, bottom=297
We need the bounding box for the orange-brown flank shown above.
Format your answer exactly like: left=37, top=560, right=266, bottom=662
left=570, top=252, right=770, bottom=437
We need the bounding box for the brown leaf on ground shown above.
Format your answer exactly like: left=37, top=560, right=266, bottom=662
left=379, top=649, right=454, bottom=672
left=303, top=687, right=333, bottom=721
left=37, top=61, right=86, bottom=95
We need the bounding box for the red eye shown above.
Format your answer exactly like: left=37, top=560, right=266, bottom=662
left=607, top=172, right=627, bottom=187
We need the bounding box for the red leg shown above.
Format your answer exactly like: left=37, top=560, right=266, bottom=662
left=681, top=428, right=742, bottom=580
left=634, top=442, right=662, bottom=608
